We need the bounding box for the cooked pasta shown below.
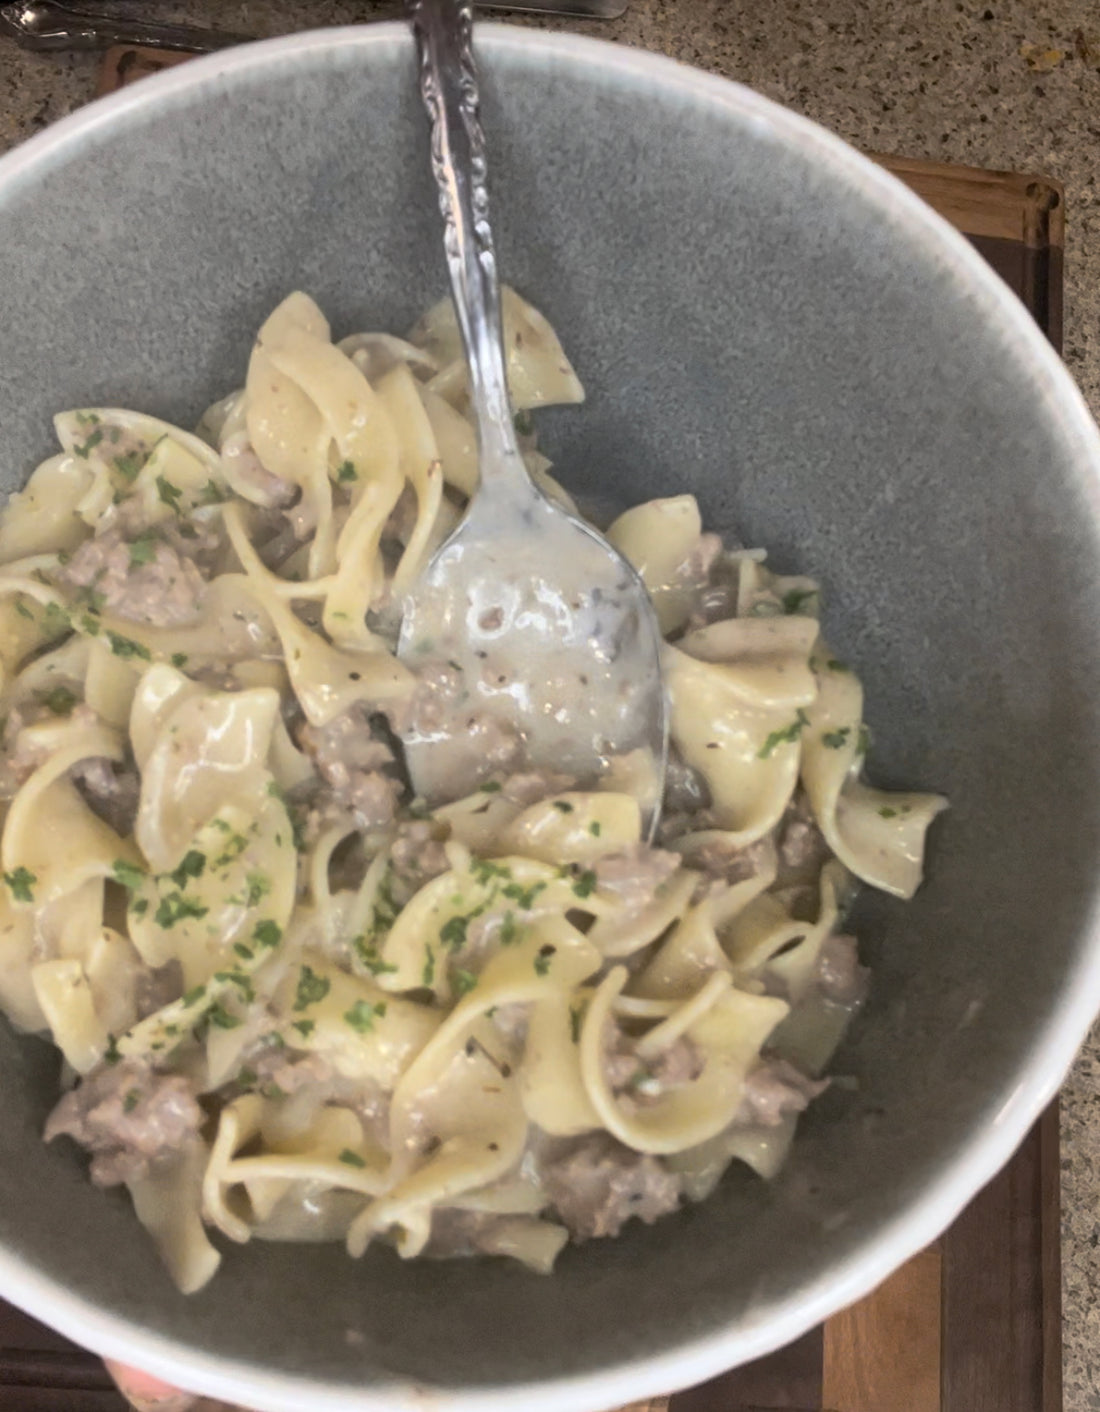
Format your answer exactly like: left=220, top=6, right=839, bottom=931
left=0, top=291, right=945, bottom=1291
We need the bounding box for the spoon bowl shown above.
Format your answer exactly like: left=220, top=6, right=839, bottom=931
left=398, top=463, right=668, bottom=812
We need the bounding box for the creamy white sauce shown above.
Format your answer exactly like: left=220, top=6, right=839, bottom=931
left=400, top=521, right=663, bottom=804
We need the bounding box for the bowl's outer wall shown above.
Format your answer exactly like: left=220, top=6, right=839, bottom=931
left=1, top=28, right=1099, bottom=1398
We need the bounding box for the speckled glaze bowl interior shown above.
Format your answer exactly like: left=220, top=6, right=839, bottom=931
left=1, top=24, right=1100, bottom=1412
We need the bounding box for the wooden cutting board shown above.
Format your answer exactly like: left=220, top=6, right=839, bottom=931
left=0, top=46, right=1066, bottom=1412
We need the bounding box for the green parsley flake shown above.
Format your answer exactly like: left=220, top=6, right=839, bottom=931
left=156, top=476, right=183, bottom=513
left=106, top=630, right=151, bottom=661
left=758, top=709, right=810, bottom=760
left=534, top=946, right=555, bottom=977
left=170, top=652, right=188, bottom=669
left=422, top=947, right=436, bottom=987
left=878, top=806, right=899, bottom=819
left=589, top=821, right=602, bottom=837
left=781, top=587, right=819, bottom=615
left=292, top=1019, right=316, bottom=1039
left=502, top=880, right=546, bottom=910
left=354, top=936, right=398, bottom=975
left=206, top=1002, right=241, bottom=1030
left=111, top=858, right=146, bottom=891
left=344, top=999, right=386, bottom=1033
left=453, top=969, right=478, bottom=997
left=38, top=685, right=77, bottom=715
left=440, top=914, right=470, bottom=950
left=336, top=460, right=358, bottom=483
left=253, top=920, right=282, bottom=949
left=13, top=599, right=32, bottom=620
left=339, top=1149, right=366, bottom=1168
left=245, top=871, right=271, bottom=907
left=169, top=849, right=206, bottom=889
left=197, top=479, right=224, bottom=505
left=822, top=726, right=851, bottom=750
left=80, top=612, right=101, bottom=636
left=104, top=1034, right=122, bottom=1065
left=237, top=1066, right=258, bottom=1088
left=43, top=602, right=72, bottom=634
left=826, top=658, right=850, bottom=672
left=128, top=535, right=156, bottom=567
left=499, top=911, right=521, bottom=946
left=513, top=409, right=535, bottom=437
left=857, top=723, right=872, bottom=756
left=123, top=1089, right=141, bottom=1113
left=361, top=871, right=401, bottom=941
left=130, top=898, right=149, bottom=916
left=294, top=965, right=330, bottom=1011
left=569, top=1003, right=586, bottom=1044
left=75, top=427, right=105, bottom=459
left=288, top=806, right=308, bottom=853
left=3, top=867, right=36, bottom=903
left=470, top=858, right=510, bottom=885
left=214, top=971, right=255, bottom=1003
left=571, top=870, right=597, bottom=900
left=213, top=836, right=250, bottom=869
left=155, top=892, right=208, bottom=928
left=552, top=800, right=574, bottom=814
left=113, top=449, right=146, bottom=481
left=233, top=942, right=254, bottom=962
left=182, top=986, right=206, bottom=1007
left=479, top=779, right=503, bottom=793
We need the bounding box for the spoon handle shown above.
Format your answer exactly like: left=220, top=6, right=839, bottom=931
left=408, top=0, right=527, bottom=481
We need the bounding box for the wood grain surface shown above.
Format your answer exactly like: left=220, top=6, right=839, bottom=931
left=0, top=44, right=1067, bottom=1412
left=823, top=1247, right=942, bottom=1412
left=875, top=153, right=1064, bottom=248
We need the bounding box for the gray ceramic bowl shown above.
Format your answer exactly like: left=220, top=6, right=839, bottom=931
left=1, top=24, right=1100, bottom=1412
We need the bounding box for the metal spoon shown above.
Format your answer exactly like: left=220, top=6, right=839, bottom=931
left=0, top=0, right=249, bottom=51
left=399, top=0, right=667, bottom=826
left=0, top=0, right=628, bottom=53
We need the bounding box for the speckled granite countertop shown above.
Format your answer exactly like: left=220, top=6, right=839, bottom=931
left=1, top=1, right=1098, bottom=1406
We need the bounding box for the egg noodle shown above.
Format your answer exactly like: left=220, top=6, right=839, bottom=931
left=0, top=291, right=945, bottom=1291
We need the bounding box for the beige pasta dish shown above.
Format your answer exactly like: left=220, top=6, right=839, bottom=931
left=0, top=290, right=945, bottom=1293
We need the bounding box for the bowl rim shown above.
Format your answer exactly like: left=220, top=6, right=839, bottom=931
left=2, top=20, right=1100, bottom=1412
